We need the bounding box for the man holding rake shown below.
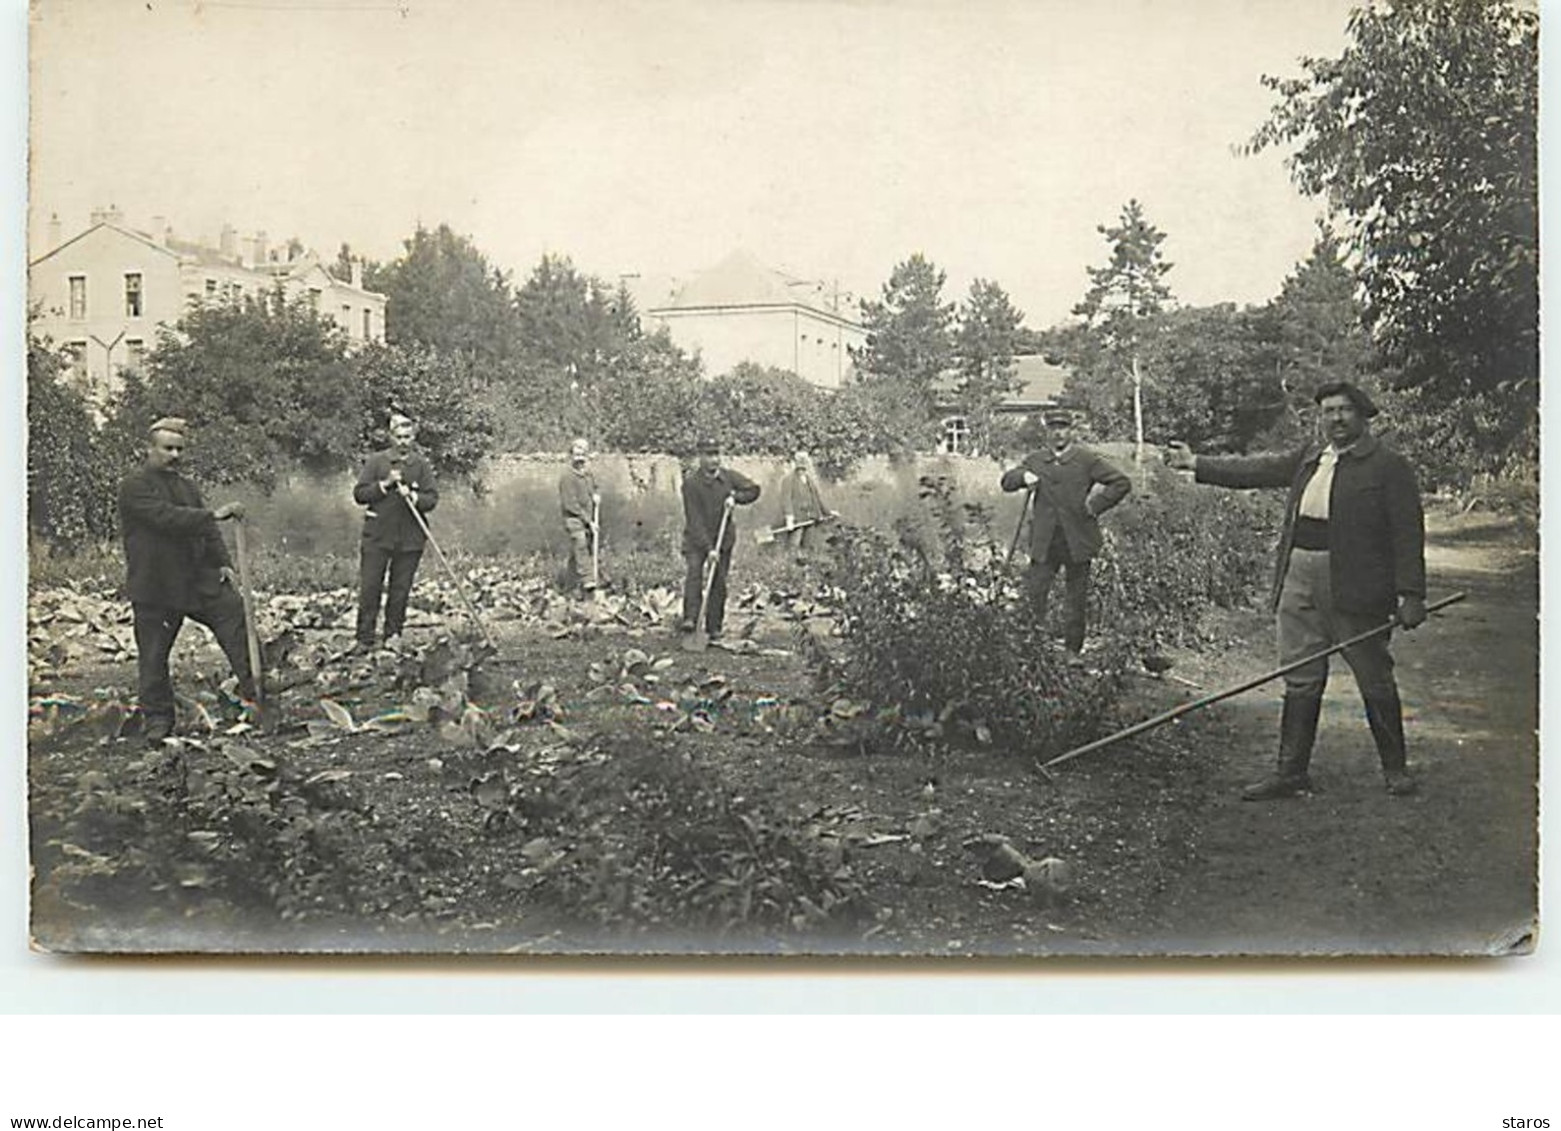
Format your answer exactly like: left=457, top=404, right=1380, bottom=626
left=352, top=412, right=439, bottom=651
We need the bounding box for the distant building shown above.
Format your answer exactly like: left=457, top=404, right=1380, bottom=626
left=932, top=354, right=1071, bottom=455
left=639, top=250, right=864, bottom=390
left=27, top=207, right=386, bottom=401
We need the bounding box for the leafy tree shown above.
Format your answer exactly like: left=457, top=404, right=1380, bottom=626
left=1069, top=200, right=1175, bottom=460
left=26, top=331, right=117, bottom=547
left=953, top=279, right=1025, bottom=451
left=108, top=289, right=362, bottom=490
left=1247, top=0, right=1538, bottom=471
left=373, top=223, right=518, bottom=364
left=352, top=342, right=497, bottom=482
left=851, top=253, right=955, bottom=409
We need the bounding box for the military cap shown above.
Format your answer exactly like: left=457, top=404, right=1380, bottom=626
left=696, top=437, right=722, bottom=455
left=1041, top=404, right=1077, bottom=426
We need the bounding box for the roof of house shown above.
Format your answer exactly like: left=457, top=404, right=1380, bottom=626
left=932, top=354, right=1071, bottom=409
left=28, top=221, right=180, bottom=268
left=650, top=250, right=857, bottom=322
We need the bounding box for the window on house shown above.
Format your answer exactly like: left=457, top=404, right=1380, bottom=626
left=205, top=278, right=217, bottom=299
left=124, top=273, right=143, bottom=317
left=308, top=288, right=321, bottom=309
left=68, top=276, right=86, bottom=319
left=363, top=309, right=372, bottom=339
left=125, top=338, right=146, bottom=372
left=940, top=415, right=970, bottom=455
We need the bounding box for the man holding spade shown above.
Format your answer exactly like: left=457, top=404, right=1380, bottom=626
left=118, top=416, right=256, bottom=743
left=680, top=437, right=761, bottom=642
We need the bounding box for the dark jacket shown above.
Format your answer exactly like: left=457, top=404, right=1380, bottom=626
left=119, top=465, right=232, bottom=611
left=1195, top=432, right=1425, bottom=618
left=682, top=467, right=761, bottom=555
left=1000, top=445, right=1132, bottom=561
left=558, top=467, right=598, bottom=526
left=354, top=448, right=438, bottom=551
left=779, top=468, right=826, bottom=524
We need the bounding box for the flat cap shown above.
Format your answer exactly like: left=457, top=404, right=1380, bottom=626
left=695, top=436, right=722, bottom=454
left=1313, top=380, right=1379, bottom=419
left=149, top=416, right=189, bottom=437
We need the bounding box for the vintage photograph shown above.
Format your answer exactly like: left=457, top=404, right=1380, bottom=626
left=23, top=0, right=1537, bottom=956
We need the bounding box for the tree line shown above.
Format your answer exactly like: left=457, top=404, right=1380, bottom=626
left=28, top=0, right=1537, bottom=552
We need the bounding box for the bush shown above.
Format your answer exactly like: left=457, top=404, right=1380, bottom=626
left=811, top=477, right=1129, bottom=759
left=26, top=335, right=119, bottom=548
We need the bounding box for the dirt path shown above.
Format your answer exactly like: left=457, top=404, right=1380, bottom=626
left=1136, top=512, right=1538, bottom=956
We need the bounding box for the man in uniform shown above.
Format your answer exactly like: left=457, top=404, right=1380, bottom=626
left=1164, top=380, right=1427, bottom=798
left=353, top=412, right=439, bottom=650
left=118, top=416, right=254, bottom=743
left=680, top=438, right=761, bottom=640
left=999, top=405, right=1131, bottom=652
left=558, top=438, right=601, bottom=593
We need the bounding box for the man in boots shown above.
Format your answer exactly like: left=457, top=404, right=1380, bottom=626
left=353, top=412, right=439, bottom=650
left=1164, top=381, right=1427, bottom=798
left=118, top=417, right=255, bottom=743
left=680, top=437, right=761, bottom=640
left=999, top=405, right=1131, bottom=653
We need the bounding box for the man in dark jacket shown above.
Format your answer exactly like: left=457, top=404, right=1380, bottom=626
left=353, top=413, right=439, bottom=650
left=1165, top=381, right=1427, bottom=798
left=999, top=406, right=1131, bottom=652
left=680, top=438, right=761, bottom=639
left=558, top=437, right=600, bottom=593
left=118, top=417, right=253, bottom=743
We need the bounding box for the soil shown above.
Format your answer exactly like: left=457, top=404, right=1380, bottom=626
left=26, top=508, right=1537, bottom=957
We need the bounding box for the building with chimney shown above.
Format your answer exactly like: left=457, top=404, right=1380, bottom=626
left=27, top=207, right=386, bottom=399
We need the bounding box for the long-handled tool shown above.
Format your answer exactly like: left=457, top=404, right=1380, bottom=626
left=232, top=519, right=265, bottom=711
left=1002, top=486, right=1035, bottom=572
left=1040, top=591, right=1468, bottom=772
left=589, top=496, right=601, bottom=594
left=400, top=490, right=497, bottom=652
left=684, top=504, right=733, bottom=653
left=754, top=518, right=820, bottom=546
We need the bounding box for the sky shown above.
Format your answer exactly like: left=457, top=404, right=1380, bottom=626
left=26, top=0, right=1356, bottom=327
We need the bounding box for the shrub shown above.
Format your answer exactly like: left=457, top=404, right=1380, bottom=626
left=26, top=335, right=119, bottom=548
left=811, top=476, right=1129, bottom=759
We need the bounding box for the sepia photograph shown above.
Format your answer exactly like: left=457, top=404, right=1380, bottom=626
left=22, top=0, right=1538, bottom=958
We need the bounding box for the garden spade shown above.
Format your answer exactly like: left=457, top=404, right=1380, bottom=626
left=400, top=490, right=497, bottom=652
left=683, top=503, right=733, bottom=653
left=232, top=518, right=265, bottom=712
left=753, top=518, right=819, bottom=546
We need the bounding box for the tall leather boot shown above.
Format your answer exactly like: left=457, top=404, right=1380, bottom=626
left=1241, top=691, right=1322, bottom=800
left=1364, top=689, right=1417, bottom=796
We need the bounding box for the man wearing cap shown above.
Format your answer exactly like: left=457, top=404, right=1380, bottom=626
left=118, top=417, right=254, bottom=743
left=681, top=438, right=761, bottom=639
left=777, top=450, right=835, bottom=554
left=559, top=438, right=601, bottom=593
left=353, top=412, right=439, bottom=650
left=1164, top=381, right=1427, bottom=798
left=999, top=405, right=1132, bottom=653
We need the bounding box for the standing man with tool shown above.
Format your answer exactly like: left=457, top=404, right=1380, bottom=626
left=999, top=404, right=1131, bottom=653
left=680, top=437, right=761, bottom=642
left=558, top=438, right=601, bottom=595
left=353, top=412, right=438, bottom=651
left=777, top=449, right=834, bottom=554
left=119, top=417, right=256, bottom=743
left=1164, top=380, right=1427, bottom=798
